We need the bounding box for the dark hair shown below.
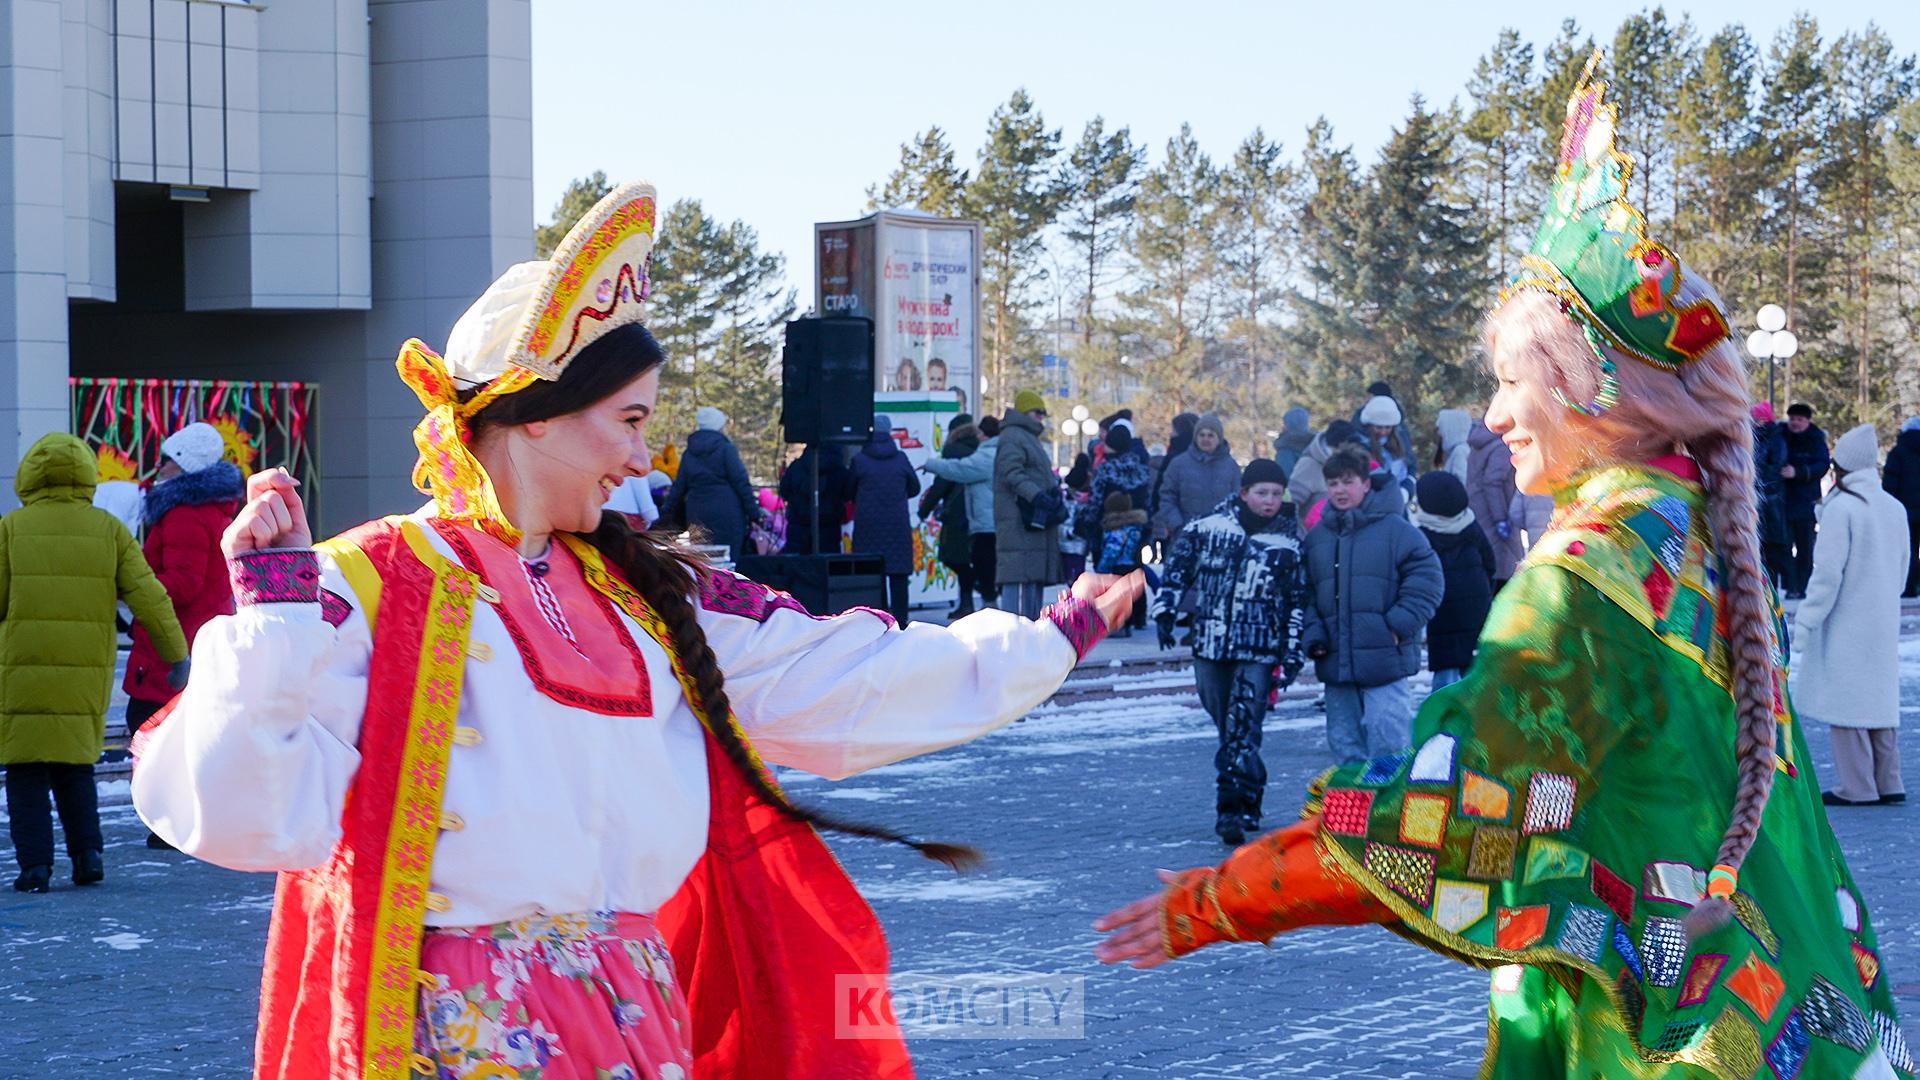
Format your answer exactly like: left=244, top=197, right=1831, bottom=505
left=1367, top=380, right=1393, bottom=397
left=1322, top=446, right=1373, bottom=483
left=470, top=324, right=979, bottom=870
left=1105, top=426, right=1134, bottom=453
left=1787, top=402, right=1813, bottom=419
left=927, top=357, right=947, bottom=373
left=978, top=415, right=1001, bottom=437
left=1830, top=465, right=1869, bottom=502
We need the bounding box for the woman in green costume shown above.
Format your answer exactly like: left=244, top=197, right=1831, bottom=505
left=1094, top=53, right=1912, bottom=1080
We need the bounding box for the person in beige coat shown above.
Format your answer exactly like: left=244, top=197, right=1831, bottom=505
left=1791, top=423, right=1912, bottom=806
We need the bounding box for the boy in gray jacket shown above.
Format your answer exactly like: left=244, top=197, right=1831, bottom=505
left=1301, top=448, right=1444, bottom=764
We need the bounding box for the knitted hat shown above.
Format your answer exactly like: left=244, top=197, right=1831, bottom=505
left=1749, top=402, right=1775, bottom=424
left=873, top=414, right=893, bottom=434
left=1359, top=395, right=1403, bottom=427
left=160, top=423, right=225, bottom=474
left=1013, top=390, right=1046, bottom=414
left=1366, top=380, right=1393, bottom=398
left=949, top=413, right=973, bottom=433
left=695, top=406, right=728, bottom=431
left=1110, top=416, right=1136, bottom=437
left=1102, top=491, right=1134, bottom=515
left=1323, top=419, right=1362, bottom=449
left=1240, top=457, right=1287, bottom=489
left=1171, top=412, right=1199, bottom=436
left=1831, top=423, right=1879, bottom=473
left=1903, top=416, right=1920, bottom=434
left=1104, top=426, right=1134, bottom=453
left=1194, top=414, right=1225, bottom=440
left=1415, top=471, right=1470, bottom=517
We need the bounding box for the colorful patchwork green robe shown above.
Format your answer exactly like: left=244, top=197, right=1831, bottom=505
left=1172, top=462, right=1911, bottom=1079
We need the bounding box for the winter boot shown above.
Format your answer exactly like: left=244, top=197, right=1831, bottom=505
left=72, top=850, right=104, bottom=886
left=13, top=865, right=52, bottom=893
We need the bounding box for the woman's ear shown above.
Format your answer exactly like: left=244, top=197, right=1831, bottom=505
left=522, top=420, right=550, bottom=439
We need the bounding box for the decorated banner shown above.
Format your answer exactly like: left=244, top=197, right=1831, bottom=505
left=70, top=377, right=320, bottom=519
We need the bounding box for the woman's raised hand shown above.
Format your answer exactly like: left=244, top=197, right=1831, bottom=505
left=1069, top=569, right=1147, bottom=632
left=223, top=468, right=313, bottom=557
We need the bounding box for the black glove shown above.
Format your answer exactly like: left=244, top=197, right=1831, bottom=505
left=166, top=658, right=192, bottom=692
left=1155, top=614, right=1176, bottom=651
left=1306, top=642, right=1330, bottom=662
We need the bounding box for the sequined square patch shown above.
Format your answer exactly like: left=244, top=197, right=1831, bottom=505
left=1802, top=974, right=1870, bottom=1051
left=1523, top=837, right=1590, bottom=884
left=1643, top=860, right=1703, bottom=907
left=1399, top=793, right=1450, bottom=849
left=1407, top=733, right=1456, bottom=783
left=1323, top=788, right=1374, bottom=836
left=1732, top=892, right=1779, bottom=957
left=1766, top=1008, right=1809, bottom=1080
left=1678, top=953, right=1726, bottom=1007
left=1590, top=859, right=1636, bottom=924
left=1363, top=842, right=1436, bottom=907
left=1639, top=915, right=1687, bottom=987
left=1360, top=750, right=1411, bottom=786
left=1649, top=1019, right=1702, bottom=1052
left=1612, top=920, right=1643, bottom=981
left=1853, top=942, right=1881, bottom=991
left=1874, top=1012, right=1915, bottom=1073
left=1465, top=826, right=1519, bottom=882
left=1555, top=904, right=1609, bottom=963
left=1459, top=770, right=1511, bottom=821
left=1522, top=772, right=1576, bottom=834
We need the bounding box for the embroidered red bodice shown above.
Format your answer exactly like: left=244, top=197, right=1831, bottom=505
left=431, top=520, right=652, bottom=716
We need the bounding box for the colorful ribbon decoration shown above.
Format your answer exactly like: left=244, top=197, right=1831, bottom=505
left=395, top=339, right=540, bottom=547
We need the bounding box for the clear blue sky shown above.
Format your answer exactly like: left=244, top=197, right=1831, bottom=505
left=530, top=1, right=1915, bottom=294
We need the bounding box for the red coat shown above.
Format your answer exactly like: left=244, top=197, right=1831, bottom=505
left=125, top=473, right=240, bottom=704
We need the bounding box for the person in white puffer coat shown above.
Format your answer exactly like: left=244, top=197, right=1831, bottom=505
left=1791, top=422, right=1912, bottom=807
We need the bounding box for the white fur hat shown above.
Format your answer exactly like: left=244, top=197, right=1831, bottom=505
left=160, top=422, right=225, bottom=475
left=1359, top=395, right=1403, bottom=427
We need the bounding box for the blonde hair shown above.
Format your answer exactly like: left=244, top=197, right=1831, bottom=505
left=1488, top=285, right=1772, bottom=936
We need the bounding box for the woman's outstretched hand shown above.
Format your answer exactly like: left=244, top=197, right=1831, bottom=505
left=223, top=468, right=313, bottom=557
left=1070, top=570, right=1146, bottom=632
left=1091, top=868, right=1182, bottom=969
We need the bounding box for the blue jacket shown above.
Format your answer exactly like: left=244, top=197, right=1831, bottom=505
left=848, top=434, right=922, bottom=574
left=665, top=429, right=759, bottom=558
left=1782, top=423, right=1830, bottom=524
left=1302, top=485, right=1444, bottom=686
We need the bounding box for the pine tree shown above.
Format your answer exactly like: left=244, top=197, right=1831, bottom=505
left=1611, top=8, right=1696, bottom=230
left=1213, top=128, right=1299, bottom=404
left=963, top=90, right=1064, bottom=402
left=1464, top=29, right=1539, bottom=280
left=866, top=127, right=970, bottom=216
left=534, top=171, right=614, bottom=257
left=1671, top=24, right=1762, bottom=299
left=1058, top=117, right=1143, bottom=346
left=1285, top=118, right=1371, bottom=416
left=1122, top=123, right=1219, bottom=413
left=1757, top=14, right=1830, bottom=406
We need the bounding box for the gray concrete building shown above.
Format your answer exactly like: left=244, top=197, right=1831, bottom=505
left=1, top=0, right=532, bottom=533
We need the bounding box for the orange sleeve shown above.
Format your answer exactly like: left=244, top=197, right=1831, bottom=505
left=1161, top=814, right=1394, bottom=957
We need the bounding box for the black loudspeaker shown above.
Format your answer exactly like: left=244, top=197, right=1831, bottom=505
left=782, top=317, right=875, bottom=444
left=735, top=553, right=888, bottom=616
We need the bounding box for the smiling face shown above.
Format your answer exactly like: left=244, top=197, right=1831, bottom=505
left=494, top=367, right=660, bottom=536
left=1484, top=324, right=1587, bottom=496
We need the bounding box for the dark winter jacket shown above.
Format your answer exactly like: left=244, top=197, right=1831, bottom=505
left=1153, top=441, right=1240, bottom=537
left=1095, top=508, right=1150, bottom=576
left=1781, top=422, right=1830, bottom=524
left=992, top=410, right=1062, bottom=586
left=848, top=433, right=922, bottom=575
left=0, top=434, right=186, bottom=765
left=1153, top=494, right=1307, bottom=674
left=666, top=429, right=759, bottom=559
left=125, top=462, right=243, bottom=704
left=1414, top=509, right=1495, bottom=672
left=1075, top=453, right=1152, bottom=545
left=920, top=429, right=979, bottom=568
left=1271, top=407, right=1314, bottom=483
left=777, top=445, right=849, bottom=555
left=1466, top=421, right=1524, bottom=581
left=1885, top=428, right=1920, bottom=520
left=1150, top=413, right=1198, bottom=515
left=1301, top=485, right=1444, bottom=687
left=1752, top=421, right=1791, bottom=545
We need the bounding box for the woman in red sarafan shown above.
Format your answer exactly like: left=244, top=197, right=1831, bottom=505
left=133, top=182, right=1142, bottom=1080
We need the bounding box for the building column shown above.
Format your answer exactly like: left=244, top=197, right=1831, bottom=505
left=0, top=0, right=72, bottom=507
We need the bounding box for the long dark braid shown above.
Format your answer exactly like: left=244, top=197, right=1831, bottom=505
left=582, top=513, right=984, bottom=871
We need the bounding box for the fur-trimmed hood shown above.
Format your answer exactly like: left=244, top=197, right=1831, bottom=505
left=143, top=461, right=244, bottom=527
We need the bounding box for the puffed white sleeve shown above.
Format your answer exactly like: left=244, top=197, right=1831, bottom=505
left=694, top=571, right=1106, bottom=780
left=131, top=548, right=370, bottom=872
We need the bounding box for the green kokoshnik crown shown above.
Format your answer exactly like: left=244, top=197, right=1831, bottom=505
left=1504, top=50, right=1731, bottom=373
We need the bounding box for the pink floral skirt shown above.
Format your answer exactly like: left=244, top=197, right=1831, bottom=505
left=412, top=910, right=694, bottom=1080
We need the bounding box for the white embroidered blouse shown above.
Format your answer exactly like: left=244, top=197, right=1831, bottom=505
left=132, top=516, right=1092, bottom=926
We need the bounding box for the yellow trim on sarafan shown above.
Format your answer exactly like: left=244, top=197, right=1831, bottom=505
left=360, top=525, right=476, bottom=1079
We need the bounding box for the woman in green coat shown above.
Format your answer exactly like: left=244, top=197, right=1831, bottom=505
left=1095, top=57, right=1911, bottom=1079
left=2, top=433, right=186, bottom=893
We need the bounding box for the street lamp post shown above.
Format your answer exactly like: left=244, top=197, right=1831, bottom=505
left=1745, top=303, right=1798, bottom=409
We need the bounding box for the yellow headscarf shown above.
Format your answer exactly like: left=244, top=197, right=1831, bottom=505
left=394, top=183, right=657, bottom=545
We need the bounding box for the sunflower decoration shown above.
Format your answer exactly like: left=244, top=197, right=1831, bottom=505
left=94, top=444, right=137, bottom=484
left=208, top=415, right=259, bottom=472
